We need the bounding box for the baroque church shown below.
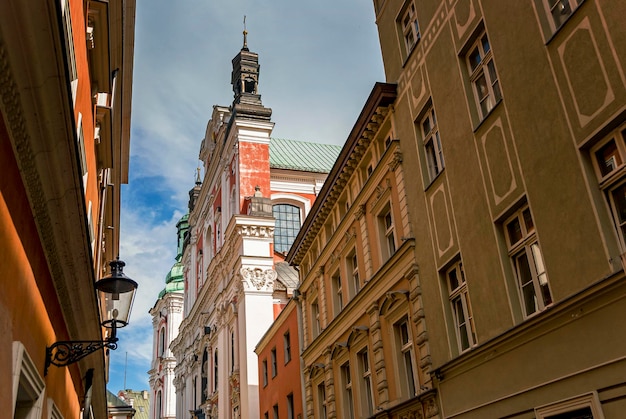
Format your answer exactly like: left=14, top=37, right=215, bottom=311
left=149, top=32, right=340, bottom=419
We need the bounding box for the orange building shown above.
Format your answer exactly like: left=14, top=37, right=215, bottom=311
left=255, top=287, right=303, bottom=419
left=1, top=0, right=135, bottom=417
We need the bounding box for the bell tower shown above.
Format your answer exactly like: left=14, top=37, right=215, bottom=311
left=230, top=20, right=271, bottom=120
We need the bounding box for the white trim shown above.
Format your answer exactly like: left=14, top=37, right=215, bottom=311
left=535, top=391, right=604, bottom=418
left=13, top=341, right=46, bottom=419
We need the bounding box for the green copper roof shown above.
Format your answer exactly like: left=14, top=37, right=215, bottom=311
left=165, top=261, right=184, bottom=284
left=270, top=138, right=341, bottom=173
left=158, top=280, right=184, bottom=298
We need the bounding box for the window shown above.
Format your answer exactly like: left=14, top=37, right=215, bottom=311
left=348, top=251, right=360, bottom=298
left=395, top=317, right=417, bottom=398
left=505, top=207, right=552, bottom=317
left=311, top=301, right=321, bottom=338
left=317, top=382, right=327, bottom=419
left=273, top=404, right=279, bottom=419
left=332, top=271, right=343, bottom=315
left=446, top=261, right=477, bottom=351
left=421, top=106, right=444, bottom=181
left=214, top=350, right=219, bottom=390
left=77, top=113, right=88, bottom=189
left=47, top=399, right=64, bottom=419
left=273, top=204, right=302, bottom=253
left=262, top=359, right=268, bottom=387
left=547, top=0, right=583, bottom=29
left=284, top=331, right=291, bottom=364
left=466, top=32, right=501, bottom=119
left=379, top=205, right=396, bottom=262
left=535, top=392, right=603, bottom=418
left=230, top=330, right=235, bottom=372
left=201, top=350, right=209, bottom=403
left=61, top=0, right=78, bottom=103
left=590, top=127, right=626, bottom=252
left=287, top=393, right=294, bottom=419
left=400, top=1, right=420, bottom=55
left=156, top=391, right=162, bottom=419
left=13, top=342, right=45, bottom=419
left=159, top=327, right=166, bottom=357
left=358, top=349, right=374, bottom=417
left=340, top=363, right=355, bottom=419
left=271, top=347, right=278, bottom=377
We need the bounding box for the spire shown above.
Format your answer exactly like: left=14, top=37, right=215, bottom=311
left=243, top=15, right=248, bottom=51
left=230, top=17, right=272, bottom=120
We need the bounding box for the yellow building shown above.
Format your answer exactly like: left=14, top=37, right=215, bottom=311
left=368, top=0, right=626, bottom=418
left=1, top=0, right=135, bottom=416
left=287, top=82, right=439, bottom=418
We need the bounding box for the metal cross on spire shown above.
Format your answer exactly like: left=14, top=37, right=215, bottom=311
left=243, top=15, right=248, bottom=49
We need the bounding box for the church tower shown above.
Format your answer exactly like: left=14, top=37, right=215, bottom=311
left=149, top=213, right=189, bottom=419
left=169, top=26, right=340, bottom=419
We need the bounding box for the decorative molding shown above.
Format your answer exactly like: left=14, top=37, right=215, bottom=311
left=235, top=224, right=274, bottom=238
left=240, top=267, right=276, bottom=291
left=354, top=204, right=366, bottom=220
left=388, top=150, right=403, bottom=171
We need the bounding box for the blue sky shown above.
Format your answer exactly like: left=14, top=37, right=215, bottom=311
left=109, top=0, right=385, bottom=393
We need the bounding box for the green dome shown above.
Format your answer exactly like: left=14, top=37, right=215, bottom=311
left=165, top=261, right=184, bottom=284
left=158, top=280, right=184, bottom=298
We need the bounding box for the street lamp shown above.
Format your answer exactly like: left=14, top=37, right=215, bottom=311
left=45, top=259, right=138, bottom=375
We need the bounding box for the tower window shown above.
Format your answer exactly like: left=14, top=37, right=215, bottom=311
left=273, top=204, right=302, bottom=253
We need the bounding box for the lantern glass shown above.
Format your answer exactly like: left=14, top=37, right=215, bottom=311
left=96, top=259, right=138, bottom=328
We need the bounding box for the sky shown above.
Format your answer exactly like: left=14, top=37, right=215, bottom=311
left=108, top=0, right=386, bottom=393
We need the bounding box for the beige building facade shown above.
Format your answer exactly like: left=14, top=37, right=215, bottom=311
left=288, top=83, right=440, bottom=418
left=369, top=0, right=626, bottom=418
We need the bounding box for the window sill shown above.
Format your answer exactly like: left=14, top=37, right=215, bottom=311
left=424, top=169, right=444, bottom=192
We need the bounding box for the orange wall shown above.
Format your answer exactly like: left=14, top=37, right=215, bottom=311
left=239, top=141, right=271, bottom=204
left=0, top=117, right=82, bottom=417
left=257, top=302, right=302, bottom=419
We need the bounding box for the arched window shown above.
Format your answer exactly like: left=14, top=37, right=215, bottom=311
left=156, top=390, right=162, bottom=419
left=158, top=327, right=165, bottom=357
left=201, top=349, right=209, bottom=402
left=214, top=350, right=219, bottom=391
left=273, top=204, right=301, bottom=253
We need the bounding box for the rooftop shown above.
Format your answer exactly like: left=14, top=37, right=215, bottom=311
left=270, top=138, right=341, bottom=173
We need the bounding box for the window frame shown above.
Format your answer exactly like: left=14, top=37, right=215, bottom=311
left=262, top=359, right=268, bottom=387
left=287, top=393, right=294, bottom=419
left=535, top=391, right=603, bottom=418
left=394, top=316, right=418, bottom=399
left=398, top=1, right=420, bottom=57
left=284, top=331, right=291, bottom=364
left=466, top=31, right=502, bottom=120
left=271, top=347, right=278, bottom=378
left=446, top=260, right=477, bottom=352
left=544, top=0, right=584, bottom=32
left=273, top=203, right=303, bottom=254
left=357, top=348, right=375, bottom=417
left=340, top=361, right=355, bottom=419
left=316, top=381, right=328, bottom=419
left=348, top=250, right=360, bottom=298
left=378, top=204, right=397, bottom=262
left=420, top=105, right=444, bottom=182
left=505, top=206, right=553, bottom=317
left=12, top=342, right=45, bottom=419
left=331, top=270, right=344, bottom=316
left=311, top=300, right=321, bottom=339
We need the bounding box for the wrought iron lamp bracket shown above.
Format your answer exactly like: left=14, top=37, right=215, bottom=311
left=45, top=337, right=118, bottom=376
